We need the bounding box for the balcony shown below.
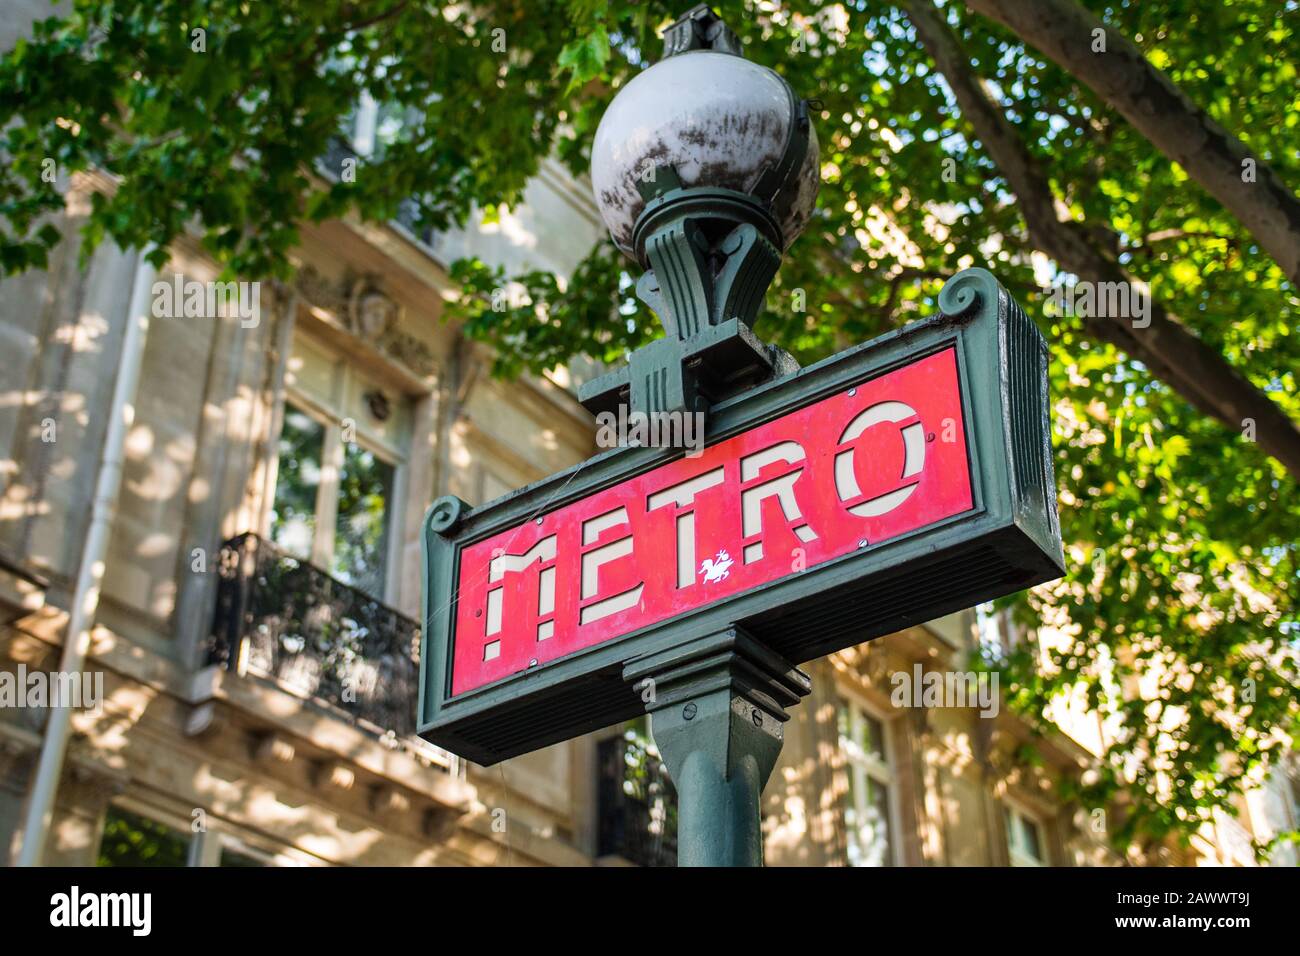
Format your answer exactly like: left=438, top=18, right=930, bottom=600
left=597, top=733, right=678, bottom=867
left=207, top=533, right=429, bottom=749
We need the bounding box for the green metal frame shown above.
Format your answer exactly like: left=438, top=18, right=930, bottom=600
left=625, top=626, right=811, bottom=866
left=419, top=268, right=1063, bottom=768
left=578, top=182, right=797, bottom=422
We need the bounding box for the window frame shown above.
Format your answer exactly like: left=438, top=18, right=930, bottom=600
left=215, top=833, right=304, bottom=868
left=96, top=798, right=197, bottom=867
left=267, top=335, right=410, bottom=606
left=1003, top=799, right=1049, bottom=867
left=99, top=797, right=317, bottom=867
left=976, top=602, right=1018, bottom=661
left=836, top=688, right=902, bottom=867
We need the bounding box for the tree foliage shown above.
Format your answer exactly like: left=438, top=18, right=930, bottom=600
left=1, top=0, right=1296, bottom=857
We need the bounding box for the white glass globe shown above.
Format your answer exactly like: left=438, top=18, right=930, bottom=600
left=591, top=51, right=820, bottom=260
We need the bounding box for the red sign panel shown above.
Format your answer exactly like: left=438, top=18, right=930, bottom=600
left=451, top=347, right=972, bottom=695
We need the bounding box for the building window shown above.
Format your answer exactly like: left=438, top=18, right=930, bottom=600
left=269, top=406, right=326, bottom=559
left=333, top=441, right=395, bottom=597
left=270, top=338, right=410, bottom=603
left=977, top=602, right=1019, bottom=661
left=1004, top=804, right=1047, bottom=866
left=339, top=95, right=441, bottom=253
left=269, top=400, right=398, bottom=600
left=219, top=840, right=271, bottom=867
left=98, top=804, right=291, bottom=867
left=98, top=806, right=192, bottom=867
left=597, top=720, right=678, bottom=867
left=837, top=696, right=896, bottom=866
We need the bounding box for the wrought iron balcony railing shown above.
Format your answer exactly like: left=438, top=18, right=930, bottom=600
left=207, top=533, right=427, bottom=746
left=597, top=733, right=678, bottom=867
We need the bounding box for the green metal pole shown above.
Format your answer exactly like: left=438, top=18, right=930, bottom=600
left=652, top=688, right=779, bottom=866
left=624, top=628, right=810, bottom=866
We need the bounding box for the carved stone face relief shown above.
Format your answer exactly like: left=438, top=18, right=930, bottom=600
left=349, top=280, right=399, bottom=342
left=294, top=266, right=438, bottom=380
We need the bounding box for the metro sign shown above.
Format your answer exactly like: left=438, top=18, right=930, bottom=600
left=451, top=348, right=969, bottom=696
left=420, top=271, right=1064, bottom=765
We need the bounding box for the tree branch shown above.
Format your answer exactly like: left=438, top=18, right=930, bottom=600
left=902, top=0, right=1300, bottom=476
left=961, top=0, right=1300, bottom=287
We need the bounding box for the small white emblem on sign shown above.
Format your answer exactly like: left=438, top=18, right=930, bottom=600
left=699, top=549, right=734, bottom=584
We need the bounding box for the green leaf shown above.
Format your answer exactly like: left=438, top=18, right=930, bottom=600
left=558, top=25, right=610, bottom=91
